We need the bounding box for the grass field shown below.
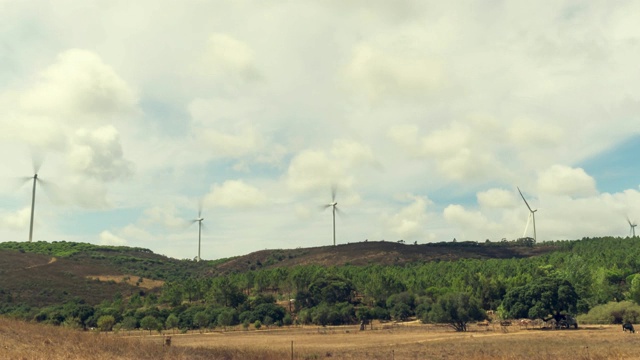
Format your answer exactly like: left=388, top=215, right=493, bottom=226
left=3, top=318, right=640, bottom=359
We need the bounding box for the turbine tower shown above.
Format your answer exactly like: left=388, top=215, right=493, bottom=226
left=193, top=205, right=204, bottom=262
left=25, top=156, right=44, bottom=243
left=28, top=173, right=38, bottom=242
left=628, top=218, right=637, bottom=238
left=323, top=185, right=340, bottom=246
left=517, top=187, right=537, bottom=242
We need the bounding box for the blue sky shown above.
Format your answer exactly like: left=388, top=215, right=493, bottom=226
left=1, top=1, right=640, bottom=260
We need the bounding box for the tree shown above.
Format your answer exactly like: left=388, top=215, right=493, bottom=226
left=140, top=315, right=160, bottom=335
left=217, top=310, right=234, bottom=331
left=193, top=311, right=209, bottom=332
left=121, top=316, right=138, bottom=334
left=426, top=292, right=485, bottom=332
left=501, top=277, right=578, bottom=323
left=165, top=314, right=180, bottom=334
left=97, top=315, right=116, bottom=332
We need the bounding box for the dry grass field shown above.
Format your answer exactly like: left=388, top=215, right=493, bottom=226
left=4, top=317, right=640, bottom=360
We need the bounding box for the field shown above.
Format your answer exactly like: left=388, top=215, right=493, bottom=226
left=3, top=317, right=640, bottom=360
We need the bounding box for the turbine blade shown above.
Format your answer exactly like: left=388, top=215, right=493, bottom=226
left=523, top=213, right=531, bottom=238
left=37, top=178, right=64, bottom=205
left=517, top=187, right=534, bottom=212
left=331, top=184, right=337, bottom=203
left=31, top=152, right=44, bottom=175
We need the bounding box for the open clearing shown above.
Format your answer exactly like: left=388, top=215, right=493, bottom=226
left=4, top=317, right=640, bottom=359
left=141, top=322, right=640, bottom=359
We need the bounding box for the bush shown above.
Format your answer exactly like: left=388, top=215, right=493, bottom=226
left=577, top=301, right=640, bottom=324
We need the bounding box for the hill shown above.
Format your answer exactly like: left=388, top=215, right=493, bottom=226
left=0, top=239, right=556, bottom=307
left=0, top=241, right=219, bottom=308
left=212, top=240, right=557, bottom=273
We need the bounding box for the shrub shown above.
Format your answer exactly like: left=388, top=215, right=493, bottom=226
left=577, top=301, right=640, bottom=324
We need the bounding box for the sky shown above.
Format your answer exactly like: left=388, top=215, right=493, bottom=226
left=1, top=1, right=640, bottom=260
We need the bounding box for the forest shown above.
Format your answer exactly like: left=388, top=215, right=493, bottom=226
left=2, top=236, right=640, bottom=332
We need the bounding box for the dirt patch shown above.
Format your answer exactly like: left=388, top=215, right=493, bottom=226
left=87, top=275, right=165, bottom=290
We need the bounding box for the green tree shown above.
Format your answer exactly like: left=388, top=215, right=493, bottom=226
left=97, top=315, right=116, bottom=332
left=165, top=314, right=180, bottom=334
left=193, top=311, right=209, bottom=331
left=312, top=303, right=331, bottom=326
left=121, top=316, right=138, bottom=333
left=426, top=292, right=485, bottom=332
left=217, top=310, right=234, bottom=331
left=501, top=277, right=578, bottom=322
left=140, top=315, right=160, bottom=335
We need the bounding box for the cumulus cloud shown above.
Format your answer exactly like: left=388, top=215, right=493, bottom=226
left=61, top=176, right=110, bottom=209
left=477, top=188, right=517, bottom=209
left=68, top=126, right=134, bottom=181
left=20, top=49, right=137, bottom=118
left=388, top=120, right=506, bottom=182
left=198, top=33, right=261, bottom=82
left=204, top=180, right=267, bottom=209
left=99, top=230, right=127, bottom=245
left=188, top=98, right=266, bottom=159
left=141, top=205, right=187, bottom=229
left=537, top=165, right=598, bottom=197
left=385, top=195, right=430, bottom=239
left=345, top=40, right=443, bottom=100
left=443, top=204, right=499, bottom=233
left=287, top=140, right=377, bottom=193
left=0, top=208, right=30, bottom=230
left=508, top=119, right=564, bottom=148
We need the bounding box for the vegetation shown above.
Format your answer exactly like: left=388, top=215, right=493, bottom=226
left=2, top=236, right=640, bottom=334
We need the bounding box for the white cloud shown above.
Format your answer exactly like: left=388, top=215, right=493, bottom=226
left=385, top=195, right=430, bottom=240
left=286, top=139, right=377, bottom=198
left=188, top=98, right=266, bottom=159
left=61, top=176, right=110, bottom=209
left=345, top=39, right=443, bottom=101
left=141, top=205, right=187, bottom=230
left=537, top=165, right=598, bottom=197
left=205, top=180, right=267, bottom=209
left=0, top=208, right=30, bottom=230
left=198, top=33, right=261, bottom=82
left=508, top=118, right=564, bottom=148
left=20, top=49, right=137, bottom=118
left=99, top=230, right=127, bottom=246
left=68, top=126, right=134, bottom=181
left=477, top=188, right=517, bottom=209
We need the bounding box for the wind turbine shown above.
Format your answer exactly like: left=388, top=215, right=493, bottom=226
left=24, top=156, right=44, bottom=243
left=322, top=185, right=340, bottom=246
left=517, top=187, right=537, bottom=242
left=192, top=203, right=204, bottom=262
left=628, top=218, right=637, bottom=238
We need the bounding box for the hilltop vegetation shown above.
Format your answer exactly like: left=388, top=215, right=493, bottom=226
left=2, top=237, right=640, bottom=334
